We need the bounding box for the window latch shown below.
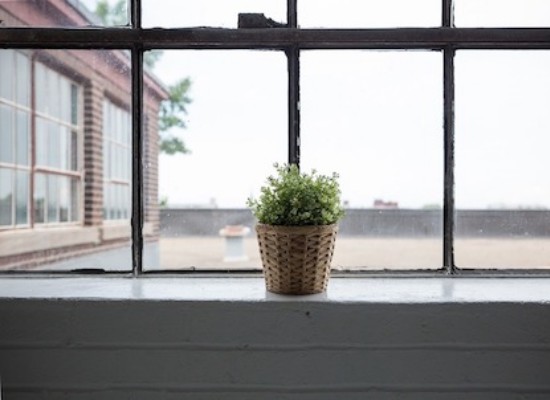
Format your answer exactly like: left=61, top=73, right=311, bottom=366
left=238, top=13, right=287, bottom=29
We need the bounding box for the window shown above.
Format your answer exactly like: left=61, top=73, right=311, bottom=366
left=0, top=50, right=30, bottom=228
left=103, top=99, right=132, bottom=221
left=34, top=62, right=82, bottom=225
left=1, top=1, right=550, bottom=274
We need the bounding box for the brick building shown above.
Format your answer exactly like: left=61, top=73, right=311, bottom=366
left=0, top=0, right=168, bottom=269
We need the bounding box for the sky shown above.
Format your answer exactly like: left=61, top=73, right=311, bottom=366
left=81, top=0, right=550, bottom=209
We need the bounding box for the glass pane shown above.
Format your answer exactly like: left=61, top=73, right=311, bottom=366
left=301, top=51, right=443, bottom=270
left=2, top=48, right=134, bottom=271
left=59, top=176, right=70, bottom=223
left=48, top=121, right=61, bottom=169
left=47, top=69, right=60, bottom=119
left=16, top=110, right=29, bottom=166
left=34, top=173, right=46, bottom=224
left=0, top=50, right=14, bottom=101
left=70, top=178, right=79, bottom=222
left=455, top=0, right=550, bottom=27
left=455, top=51, right=550, bottom=268
left=15, top=51, right=30, bottom=107
left=35, top=118, right=48, bottom=166
left=59, top=126, right=69, bottom=171
left=34, top=63, right=47, bottom=114
left=47, top=174, right=59, bottom=223
left=60, top=77, right=71, bottom=123
left=0, top=105, right=13, bottom=164
left=0, top=168, right=13, bottom=226
left=15, top=170, right=28, bottom=225
left=299, top=0, right=440, bottom=28
left=143, top=50, right=287, bottom=271
left=0, top=0, right=128, bottom=27
left=71, top=84, right=78, bottom=125
left=143, top=0, right=285, bottom=28
left=70, top=130, right=79, bottom=171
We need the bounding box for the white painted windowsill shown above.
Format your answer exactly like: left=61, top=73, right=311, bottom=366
left=1, top=276, right=550, bottom=303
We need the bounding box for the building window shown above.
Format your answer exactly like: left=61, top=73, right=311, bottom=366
left=0, top=50, right=31, bottom=228
left=34, top=61, right=81, bottom=225
left=103, top=99, right=131, bottom=221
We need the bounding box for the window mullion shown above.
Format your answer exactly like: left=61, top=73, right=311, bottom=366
left=131, top=47, right=144, bottom=276
left=131, top=0, right=142, bottom=29
left=443, top=47, right=456, bottom=274
left=288, top=0, right=297, bottom=28
left=287, top=46, right=300, bottom=167
left=443, top=0, right=454, bottom=27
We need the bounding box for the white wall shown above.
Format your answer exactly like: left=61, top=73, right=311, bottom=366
left=1, top=278, right=550, bottom=399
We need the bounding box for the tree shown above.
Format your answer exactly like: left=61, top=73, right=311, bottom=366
left=95, top=0, right=192, bottom=155
left=158, top=78, right=192, bottom=154
left=94, top=0, right=126, bottom=26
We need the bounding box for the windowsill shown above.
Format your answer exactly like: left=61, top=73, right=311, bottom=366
left=1, top=275, right=550, bottom=303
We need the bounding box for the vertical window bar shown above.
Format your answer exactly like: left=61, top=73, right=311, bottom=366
left=443, top=47, right=456, bottom=273
left=131, top=0, right=142, bottom=28
left=287, top=46, right=300, bottom=167
left=287, top=0, right=299, bottom=167
left=288, top=0, right=297, bottom=28
left=131, top=47, right=144, bottom=276
left=30, top=55, right=36, bottom=228
left=443, top=0, right=454, bottom=27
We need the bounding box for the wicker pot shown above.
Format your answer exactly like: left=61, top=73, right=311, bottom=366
left=255, top=223, right=338, bottom=295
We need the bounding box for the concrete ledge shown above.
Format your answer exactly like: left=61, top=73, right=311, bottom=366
left=0, top=226, right=100, bottom=257
left=1, top=277, right=550, bottom=303
left=1, top=277, right=550, bottom=399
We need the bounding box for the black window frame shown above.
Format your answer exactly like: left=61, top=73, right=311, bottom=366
left=2, top=0, right=550, bottom=276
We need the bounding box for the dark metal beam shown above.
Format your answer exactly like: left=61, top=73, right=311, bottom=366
left=443, top=0, right=454, bottom=27
left=287, top=46, right=300, bottom=166
left=288, top=0, right=297, bottom=28
left=131, top=0, right=141, bottom=29
left=1, top=28, right=550, bottom=49
left=443, top=47, right=456, bottom=274
left=131, top=46, right=144, bottom=276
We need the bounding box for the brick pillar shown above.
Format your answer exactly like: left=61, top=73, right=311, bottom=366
left=143, top=105, right=159, bottom=238
left=83, top=80, right=104, bottom=227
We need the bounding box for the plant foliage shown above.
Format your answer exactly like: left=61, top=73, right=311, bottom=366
left=248, top=164, right=345, bottom=226
left=159, top=77, right=192, bottom=131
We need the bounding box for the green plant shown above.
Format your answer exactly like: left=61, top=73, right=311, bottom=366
left=247, top=164, right=345, bottom=226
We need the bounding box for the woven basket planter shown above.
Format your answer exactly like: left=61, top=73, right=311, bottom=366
left=255, top=223, right=338, bottom=295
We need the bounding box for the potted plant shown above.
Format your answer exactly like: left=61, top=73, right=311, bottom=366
left=247, top=163, right=345, bottom=295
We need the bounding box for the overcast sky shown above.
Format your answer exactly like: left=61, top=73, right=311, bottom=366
left=81, top=0, right=550, bottom=209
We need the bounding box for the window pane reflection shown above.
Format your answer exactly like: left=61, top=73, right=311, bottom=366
left=301, top=51, right=443, bottom=270
left=142, top=0, right=285, bottom=28
left=143, top=50, right=286, bottom=271
left=0, top=49, right=133, bottom=271
left=455, top=0, right=550, bottom=27
left=0, top=0, right=128, bottom=27
left=455, top=51, right=550, bottom=268
left=299, top=0, right=440, bottom=28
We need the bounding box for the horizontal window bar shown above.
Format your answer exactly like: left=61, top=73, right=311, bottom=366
left=1, top=28, right=550, bottom=49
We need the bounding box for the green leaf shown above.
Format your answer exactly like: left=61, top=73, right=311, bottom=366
left=159, top=136, right=190, bottom=155
left=247, top=164, right=345, bottom=226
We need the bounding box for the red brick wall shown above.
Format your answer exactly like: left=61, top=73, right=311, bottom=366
left=0, top=3, right=168, bottom=269
left=83, top=80, right=105, bottom=227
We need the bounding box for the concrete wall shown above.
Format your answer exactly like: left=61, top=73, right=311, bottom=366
left=160, top=208, right=550, bottom=237
left=1, top=290, right=550, bottom=400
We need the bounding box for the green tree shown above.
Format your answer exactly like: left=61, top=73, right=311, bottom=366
left=95, top=0, right=192, bottom=155
left=95, top=0, right=126, bottom=26
left=158, top=78, right=192, bottom=154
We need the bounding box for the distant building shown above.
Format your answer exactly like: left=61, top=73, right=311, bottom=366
left=373, top=199, right=399, bottom=209
left=0, top=0, right=168, bottom=269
